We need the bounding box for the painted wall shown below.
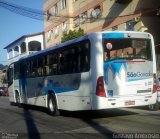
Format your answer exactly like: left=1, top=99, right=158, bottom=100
left=44, top=0, right=160, bottom=48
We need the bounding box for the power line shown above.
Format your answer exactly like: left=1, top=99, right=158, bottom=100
left=0, top=0, right=44, bottom=20
left=0, top=0, right=159, bottom=24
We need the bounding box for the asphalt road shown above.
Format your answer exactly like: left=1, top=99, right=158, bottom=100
left=0, top=96, right=160, bottom=139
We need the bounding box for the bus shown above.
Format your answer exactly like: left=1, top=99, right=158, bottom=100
left=148, top=44, right=160, bottom=110
left=7, top=31, right=157, bottom=115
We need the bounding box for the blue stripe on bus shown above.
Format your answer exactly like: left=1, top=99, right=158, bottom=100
left=103, top=33, right=125, bottom=39
left=128, top=78, right=151, bottom=82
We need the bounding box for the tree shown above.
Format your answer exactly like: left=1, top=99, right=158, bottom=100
left=61, top=28, right=85, bottom=43
left=0, top=64, right=8, bottom=71
left=0, top=64, right=4, bottom=70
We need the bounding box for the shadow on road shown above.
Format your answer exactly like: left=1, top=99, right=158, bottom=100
left=60, top=108, right=138, bottom=119
left=60, top=109, right=138, bottom=138
left=130, top=106, right=153, bottom=111
left=20, top=105, right=138, bottom=139
left=22, top=106, right=41, bottom=139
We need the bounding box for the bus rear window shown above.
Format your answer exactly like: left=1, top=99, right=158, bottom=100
left=103, top=38, right=152, bottom=61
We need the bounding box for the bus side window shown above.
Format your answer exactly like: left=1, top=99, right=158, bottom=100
left=62, top=48, right=75, bottom=74
left=44, top=66, right=49, bottom=76
left=75, top=46, right=81, bottom=72
left=39, top=56, right=49, bottom=76
left=80, top=44, right=90, bottom=72
left=20, top=62, right=24, bottom=78
left=48, top=54, right=53, bottom=75
left=58, top=52, right=64, bottom=74
left=69, top=48, right=76, bottom=73
left=31, top=59, right=38, bottom=77
left=37, top=57, right=43, bottom=76
left=48, top=52, right=58, bottom=75
left=14, top=63, right=20, bottom=79
left=43, top=55, right=48, bottom=76
left=26, top=61, right=31, bottom=77
left=51, top=53, right=58, bottom=75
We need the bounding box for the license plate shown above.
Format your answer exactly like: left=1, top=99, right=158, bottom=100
left=125, top=100, right=135, bottom=106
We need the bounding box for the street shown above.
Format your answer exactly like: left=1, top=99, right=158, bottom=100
left=0, top=96, right=160, bottom=139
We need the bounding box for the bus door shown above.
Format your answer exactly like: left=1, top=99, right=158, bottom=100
left=7, top=64, right=15, bottom=102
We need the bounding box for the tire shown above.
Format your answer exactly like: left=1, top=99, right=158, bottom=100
left=148, top=101, right=159, bottom=111
left=15, top=92, right=21, bottom=107
left=48, top=94, right=60, bottom=116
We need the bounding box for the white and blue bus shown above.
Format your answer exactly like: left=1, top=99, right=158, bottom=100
left=7, top=31, right=157, bottom=115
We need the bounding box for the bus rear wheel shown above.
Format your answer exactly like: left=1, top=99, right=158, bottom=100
left=148, top=101, right=159, bottom=111
left=47, top=94, right=60, bottom=116
left=15, top=92, right=21, bottom=107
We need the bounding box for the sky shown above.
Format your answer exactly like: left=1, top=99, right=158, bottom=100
left=0, top=0, right=44, bottom=65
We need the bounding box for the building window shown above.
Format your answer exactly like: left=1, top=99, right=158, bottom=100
left=61, top=0, right=66, bottom=9
left=90, top=5, right=102, bottom=22
left=14, top=46, right=19, bottom=57
left=21, top=42, right=26, bottom=54
left=47, top=30, right=53, bottom=42
left=73, top=0, right=78, bottom=2
left=53, top=3, right=58, bottom=16
left=62, top=21, right=67, bottom=33
left=8, top=49, right=13, bottom=59
left=55, top=26, right=59, bottom=37
left=46, top=10, right=51, bottom=21
left=28, top=41, right=41, bottom=52
left=80, top=11, right=88, bottom=24
left=126, top=20, right=135, bottom=31
left=112, top=26, right=118, bottom=31
left=73, top=16, right=80, bottom=28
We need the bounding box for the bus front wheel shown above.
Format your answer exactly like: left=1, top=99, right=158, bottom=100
left=148, top=101, right=159, bottom=111
left=47, top=94, right=60, bottom=116
left=15, top=92, right=21, bottom=107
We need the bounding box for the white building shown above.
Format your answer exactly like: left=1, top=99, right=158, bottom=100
left=4, top=32, right=45, bottom=64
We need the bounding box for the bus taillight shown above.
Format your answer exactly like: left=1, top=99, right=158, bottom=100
left=157, top=86, right=160, bottom=91
left=153, top=74, right=157, bottom=93
left=96, top=76, right=106, bottom=97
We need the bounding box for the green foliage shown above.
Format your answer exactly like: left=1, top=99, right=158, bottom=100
left=61, top=28, right=85, bottom=42
left=0, top=64, right=7, bottom=70
left=0, top=64, right=4, bottom=70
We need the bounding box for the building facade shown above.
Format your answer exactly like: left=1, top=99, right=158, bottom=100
left=4, top=32, right=45, bottom=64
left=44, top=0, right=160, bottom=48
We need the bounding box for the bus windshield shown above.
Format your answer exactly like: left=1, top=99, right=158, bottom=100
left=103, top=38, right=152, bottom=61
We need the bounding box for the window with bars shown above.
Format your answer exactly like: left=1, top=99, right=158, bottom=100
left=53, top=3, right=58, bottom=16
left=61, top=0, right=66, bottom=9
